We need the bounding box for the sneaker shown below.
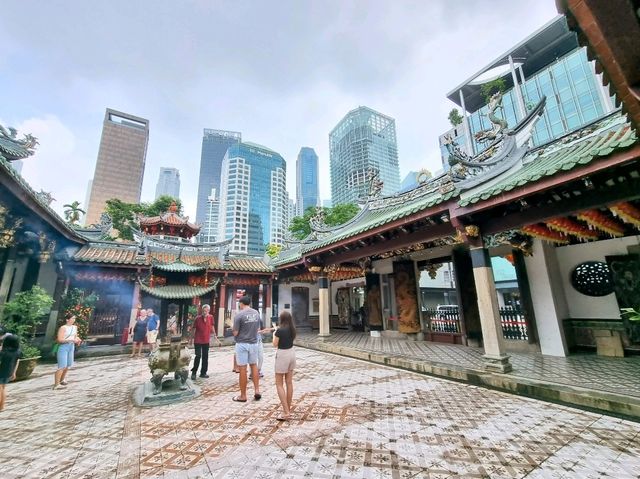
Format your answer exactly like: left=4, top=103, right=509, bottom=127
left=190, top=373, right=196, bottom=381
left=199, top=374, right=210, bottom=378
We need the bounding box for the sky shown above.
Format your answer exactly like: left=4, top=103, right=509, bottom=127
left=0, top=0, right=559, bottom=221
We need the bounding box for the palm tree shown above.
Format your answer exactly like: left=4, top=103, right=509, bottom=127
left=63, top=201, right=86, bottom=225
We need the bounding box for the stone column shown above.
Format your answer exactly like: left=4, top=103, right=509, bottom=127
left=43, top=270, right=66, bottom=348
left=318, top=273, right=330, bottom=338
left=470, top=247, right=512, bottom=373
left=263, top=283, right=272, bottom=329
left=217, top=283, right=227, bottom=338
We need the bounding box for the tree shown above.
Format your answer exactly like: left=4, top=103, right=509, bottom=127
left=103, top=196, right=183, bottom=241
left=480, top=78, right=506, bottom=102
left=265, top=243, right=282, bottom=258
left=63, top=201, right=86, bottom=225
left=448, top=109, right=463, bottom=127
left=288, top=203, right=359, bottom=240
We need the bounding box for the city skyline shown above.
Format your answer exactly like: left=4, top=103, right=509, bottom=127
left=0, top=1, right=558, bottom=221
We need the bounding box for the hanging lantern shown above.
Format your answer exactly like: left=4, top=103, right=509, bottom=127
left=546, top=217, right=600, bottom=241
left=521, top=224, right=570, bottom=244
left=576, top=210, right=625, bottom=237
left=610, top=202, right=640, bottom=228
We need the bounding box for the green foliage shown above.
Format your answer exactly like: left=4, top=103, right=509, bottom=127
left=265, top=243, right=282, bottom=258
left=60, top=288, right=99, bottom=339
left=63, top=200, right=86, bottom=225
left=288, top=203, right=360, bottom=240
left=621, top=308, right=640, bottom=322
left=480, top=78, right=506, bottom=102
left=447, top=108, right=463, bottom=127
left=104, top=196, right=183, bottom=241
left=2, top=285, right=55, bottom=358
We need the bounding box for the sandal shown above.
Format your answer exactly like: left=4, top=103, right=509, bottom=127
left=232, top=396, right=247, bottom=402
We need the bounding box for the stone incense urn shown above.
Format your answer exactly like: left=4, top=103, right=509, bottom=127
left=148, top=337, right=192, bottom=395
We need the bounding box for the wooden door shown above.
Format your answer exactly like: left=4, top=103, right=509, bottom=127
left=291, top=287, right=310, bottom=330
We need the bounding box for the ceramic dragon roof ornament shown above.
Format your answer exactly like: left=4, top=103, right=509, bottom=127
left=0, top=124, right=38, bottom=161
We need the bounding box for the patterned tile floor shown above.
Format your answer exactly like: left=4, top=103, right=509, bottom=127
left=297, top=332, right=640, bottom=398
left=1, top=347, right=639, bottom=478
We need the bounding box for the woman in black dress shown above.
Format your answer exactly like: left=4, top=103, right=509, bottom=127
left=273, top=311, right=296, bottom=421
left=130, top=309, right=148, bottom=358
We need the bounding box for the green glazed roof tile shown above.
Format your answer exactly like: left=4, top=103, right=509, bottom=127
left=139, top=282, right=219, bottom=299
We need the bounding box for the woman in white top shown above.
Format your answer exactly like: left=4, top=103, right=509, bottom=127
left=53, top=314, right=81, bottom=390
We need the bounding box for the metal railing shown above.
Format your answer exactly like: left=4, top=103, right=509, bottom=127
left=422, top=308, right=461, bottom=333
left=500, top=306, right=528, bottom=341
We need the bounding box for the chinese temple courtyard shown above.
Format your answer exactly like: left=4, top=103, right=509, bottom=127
left=1, top=346, right=639, bottom=479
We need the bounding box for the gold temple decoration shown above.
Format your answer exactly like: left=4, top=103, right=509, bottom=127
left=0, top=203, right=23, bottom=249
left=464, top=225, right=480, bottom=238
left=38, top=231, right=56, bottom=263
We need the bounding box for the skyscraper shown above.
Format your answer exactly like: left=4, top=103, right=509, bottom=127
left=440, top=15, right=614, bottom=168
left=155, top=167, right=180, bottom=200
left=200, top=188, right=220, bottom=243
left=86, top=109, right=149, bottom=225
left=218, top=142, right=287, bottom=256
left=295, top=147, right=319, bottom=216
left=329, top=106, right=400, bottom=205
left=195, top=129, right=241, bottom=226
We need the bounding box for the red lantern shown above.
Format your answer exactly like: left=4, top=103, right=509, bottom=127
left=610, top=202, right=640, bottom=228
left=576, top=210, right=625, bottom=237
left=521, top=224, right=570, bottom=244
left=546, top=217, right=600, bottom=241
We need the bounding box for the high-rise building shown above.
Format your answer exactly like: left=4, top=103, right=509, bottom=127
left=195, top=129, right=241, bottom=226
left=329, top=106, right=400, bottom=205
left=155, top=167, right=180, bottom=200
left=295, top=147, right=319, bottom=217
left=86, top=109, right=149, bottom=225
left=200, top=188, right=220, bottom=243
left=440, top=15, right=614, bottom=168
left=218, top=142, right=287, bottom=256
left=82, top=179, right=92, bottom=226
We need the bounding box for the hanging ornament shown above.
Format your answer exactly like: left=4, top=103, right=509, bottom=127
left=546, top=217, right=600, bottom=241
left=610, top=202, right=640, bottom=228
left=521, top=224, right=570, bottom=244
left=576, top=210, right=625, bottom=237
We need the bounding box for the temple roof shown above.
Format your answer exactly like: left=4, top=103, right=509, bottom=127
left=459, top=112, right=636, bottom=207
left=152, top=259, right=208, bottom=273
left=139, top=203, right=200, bottom=236
left=139, top=282, right=219, bottom=299
left=0, top=125, right=38, bottom=161
left=71, top=243, right=272, bottom=272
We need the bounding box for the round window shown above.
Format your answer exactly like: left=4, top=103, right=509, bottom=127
left=571, top=261, right=614, bottom=297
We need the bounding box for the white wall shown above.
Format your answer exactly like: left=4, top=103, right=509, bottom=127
left=277, top=282, right=319, bottom=316
left=555, top=235, right=640, bottom=319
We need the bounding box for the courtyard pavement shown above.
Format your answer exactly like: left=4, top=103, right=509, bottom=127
left=1, top=346, right=639, bottom=478
left=296, top=332, right=640, bottom=418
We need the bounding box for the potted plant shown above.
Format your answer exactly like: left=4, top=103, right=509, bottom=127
left=620, top=308, right=640, bottom=322
left=2, top=285, right=54, bottom=380
left=60, top=288, right=98, bottom=342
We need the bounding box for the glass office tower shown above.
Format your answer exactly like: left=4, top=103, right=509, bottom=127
left=296, top=147, right=319, bottom=216
left=329, top=106, right=400, bottom=205
left=218, top=142, right=287, bottom=256
left=195, top=129, right=241, bottom=226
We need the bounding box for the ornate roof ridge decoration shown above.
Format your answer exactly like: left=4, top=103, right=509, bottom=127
left=132, top=229, right=233, bottom=253
left=309, top=205, right=369, bottom=234
left=0, top=154, right=85, bottom=244
left=151, top=257, right=209, bottom=273
left=138, top=280, right=220, bottom=299
left=459, top=110, right=636, bottom=207
left=447, top=96, right=546, bottom=191
left=366, top=174, right=456, bottom=211
left=0, top=124, right=38, bottom=161
left=74, top=213, right=113, bottom=241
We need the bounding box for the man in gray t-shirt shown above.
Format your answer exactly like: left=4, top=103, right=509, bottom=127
left=232, top=296, right=263, bottom=402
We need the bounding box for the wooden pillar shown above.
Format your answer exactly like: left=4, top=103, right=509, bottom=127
left=318, top=273, right=330, bottom=338
left=470, top=246, right=512, bottom=373
left=0, top=249, right=18, bottom=316
left=513, top=249, right=538, bottom=345
left=43, top=273, right=66, bottom=347
left=217, top=282, right=227, bottom=338
left=263, top=283, right=272, bottom=328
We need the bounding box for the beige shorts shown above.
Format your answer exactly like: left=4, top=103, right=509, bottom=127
left=274, top=347, right=296, bottom=374
left=146, top=330, right=158, bottom=343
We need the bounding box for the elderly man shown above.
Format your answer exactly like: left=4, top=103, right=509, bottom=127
left=190, top=304, right=221, bottom=380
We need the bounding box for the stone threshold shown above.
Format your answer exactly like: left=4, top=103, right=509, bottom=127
left=296, top=338, right=640, bottom=422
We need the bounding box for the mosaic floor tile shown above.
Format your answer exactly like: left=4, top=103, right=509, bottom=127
left=0, top=347, right=639, bottom=478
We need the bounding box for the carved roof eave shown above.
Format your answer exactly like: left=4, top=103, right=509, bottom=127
left=138, top=279, right=220, bottom=299
left=151, top=259, right=209, bottom=273
left=132, top=229, right=234, bottom=252
left=0, top=157, right=85, bottom=244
